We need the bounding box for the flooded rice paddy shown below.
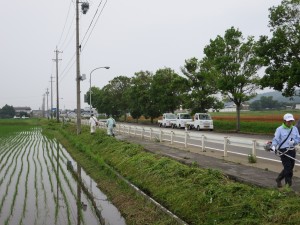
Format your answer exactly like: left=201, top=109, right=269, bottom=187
left=0, top=127, right=126, bottom=225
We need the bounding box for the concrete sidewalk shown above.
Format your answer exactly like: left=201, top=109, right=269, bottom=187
left=116, top=134, right=300, bottom=192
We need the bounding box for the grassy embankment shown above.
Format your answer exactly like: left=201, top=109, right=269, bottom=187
left=42, top=119, right=300, bottom=225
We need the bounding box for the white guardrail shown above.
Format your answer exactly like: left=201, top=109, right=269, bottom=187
left=84, top=120, right=267, bottom=155
left=79, top=119, right=300, bottom=166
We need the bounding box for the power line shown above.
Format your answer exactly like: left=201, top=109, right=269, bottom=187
left=59, top=53, right=76, bottom=83
left=80, top=0, right=104, bottom=45
left=57, top=0, right=74, bottom=48
left=59, top=13, right=76, bottom=51
left=56, top=0, right=108, bottom=87
left=81, top=0, right=108, bottom=50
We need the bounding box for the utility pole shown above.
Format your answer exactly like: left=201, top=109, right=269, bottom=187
left=76, top=0, right=89, bottom=135
left=53, top=47, right=62, bottom=123
left=76, top=0, right=81, bottom=134
left=50, top=75, right=54, bottom=119
left=46, top=88, right=49, bottom=119
left=42, top=94, right=45, bottom=117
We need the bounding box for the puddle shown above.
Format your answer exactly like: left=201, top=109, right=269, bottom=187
left=0, top=128, right=126, bottom=225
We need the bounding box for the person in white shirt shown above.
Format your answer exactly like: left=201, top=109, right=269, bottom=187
left=89, top=114, right=98, bottom=134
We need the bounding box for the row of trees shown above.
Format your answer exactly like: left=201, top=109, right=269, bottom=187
left=0, top=105, right=15, bottom=119
left=249, top=96, right=295, bottom=111
left=85, top=0, right=300, bottom=131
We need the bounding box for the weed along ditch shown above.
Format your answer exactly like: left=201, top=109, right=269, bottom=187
left=0, top=127, right=125, bottom=225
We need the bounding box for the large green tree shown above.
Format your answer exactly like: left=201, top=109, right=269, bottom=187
left=93, top=76, right=131, bottom=118
left=151, top=67, right=187, bottom=115
left=257, top=0, right=300, bottom=97
left=128, top=71, right=153, bottom=122
left=204, top=27, right=261, bottom=131
left=181, top=57, right=223, bottom=114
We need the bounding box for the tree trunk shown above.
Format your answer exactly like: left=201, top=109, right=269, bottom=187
left=236, top=105, right=241, bottom=132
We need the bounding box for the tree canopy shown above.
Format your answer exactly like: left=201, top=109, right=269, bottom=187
left=257, top=0, right=300, bottom=97
left=203, top=27, right=261, bottom=131
left=0, top=104, right=15, bottom=118
left=181, top=57, right=223, bottom=114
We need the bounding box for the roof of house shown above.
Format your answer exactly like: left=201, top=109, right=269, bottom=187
left=14, top=107, right=32, bottom=111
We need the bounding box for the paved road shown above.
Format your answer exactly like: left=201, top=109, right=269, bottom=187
left=116, top=133, right=300, bottom=192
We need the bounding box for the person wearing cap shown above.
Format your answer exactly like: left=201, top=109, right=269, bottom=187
left=89, top=113, right=98, bottom=135
left=271, top=113, right=300, bottom=187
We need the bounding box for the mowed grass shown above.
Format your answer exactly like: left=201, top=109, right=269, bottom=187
left=43, top=121, right=300, bottom=225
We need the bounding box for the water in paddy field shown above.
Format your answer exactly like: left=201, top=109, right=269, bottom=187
left=0, top=128, right=126, bottom=225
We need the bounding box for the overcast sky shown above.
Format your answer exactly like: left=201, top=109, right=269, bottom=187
left=1, top=0, right=282, bottom=110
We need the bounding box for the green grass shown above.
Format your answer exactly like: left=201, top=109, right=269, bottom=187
left=0, top=119, right=41, bottom=137
left=210, top=109, right=299, bottom=116
left=213, top=120, right=278, bottom=135
left=42, top=122, right=300, bottom=225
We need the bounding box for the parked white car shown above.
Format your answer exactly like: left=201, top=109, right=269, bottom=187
left=186, top=113, right=214, bottom=131
left=171, top=113, right=193, bottom=129
left=158, top=113, right=177, bottom=127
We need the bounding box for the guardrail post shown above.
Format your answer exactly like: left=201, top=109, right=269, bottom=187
left=224, top=137, right=228, bottom=157
left=201, top=135, right=205, bottom=152
left=159, top=130, right=163, bottom=142
left=141, top=128, right=145, bottom=139
left=171, top=131, right=174, bottom=145
left=252, top=140, right=257, bottom=157
left=122, top=125, right=125, bottom=134
left=134, top=126, right=137, bottom=137
left=184, top=130, right=188, bottom=148
left=128, top=126, right=131, bottom=136
left=150, top=128, right=152, bottom=140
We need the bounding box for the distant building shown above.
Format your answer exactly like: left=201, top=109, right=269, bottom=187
left=218, top=102, right=249, bottom=112
left=31, top=110, right=43, bottom=118
left=219, top=102, right=236, bottom=112
left=14, top=107, right=32, bottom=115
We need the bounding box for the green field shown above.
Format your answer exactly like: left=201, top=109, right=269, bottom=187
left=0, top=119, right=40, bottom=137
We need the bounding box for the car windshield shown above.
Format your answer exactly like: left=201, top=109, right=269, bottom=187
left=181, top=114, right=191, bottom=119
left=199, top=114, right=211, bottom=120
left=166, top=114, right=176, bottom=119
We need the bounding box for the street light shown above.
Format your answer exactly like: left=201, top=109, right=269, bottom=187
left=89, top=66, right=110, bottom=114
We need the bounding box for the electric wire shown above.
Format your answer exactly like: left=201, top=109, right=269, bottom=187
left=81, top=0, right=108, bottom=50
left=55, top=0, right=108, bottom=90
left=59, top=53, right=76, bottom=83
left=57, top=0, right=73, bottom=48
left=59, top=13, right=76, bottom=51
left=80, top=0, right=104, bottom=47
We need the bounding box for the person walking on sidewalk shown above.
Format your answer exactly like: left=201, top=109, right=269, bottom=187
left=106, top=115, right=116, bottom=137
left=271, top=113, right=300, bottom=187
left=89, top=114, right=98, bottom=135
